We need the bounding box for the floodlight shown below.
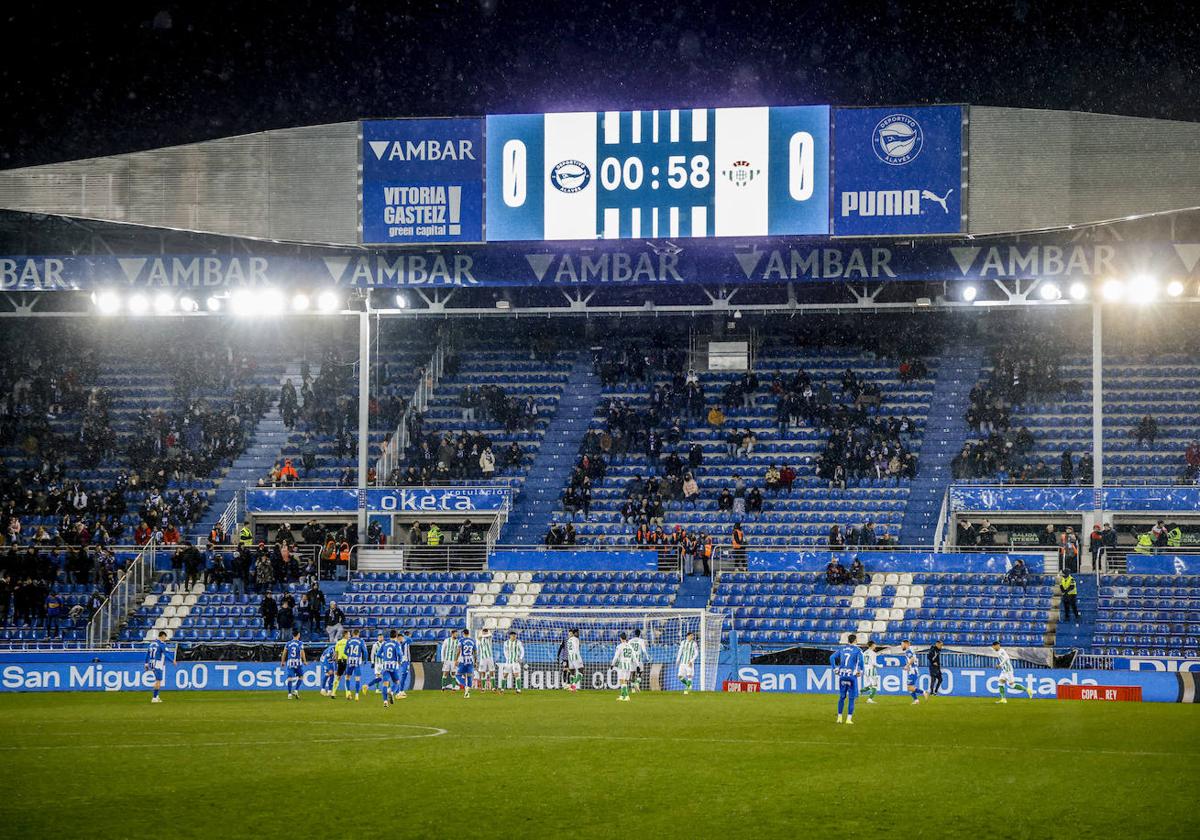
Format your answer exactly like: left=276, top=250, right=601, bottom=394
left=1166, top=279, right=1185, bottom=298
left=153, top=292, right=176, bottom=314
left=93, top=290, right=121, bottom=315
left=1101, top=278, right=1126, bottom=302
left=316, top=290, right=340, bottom=312
left=1038, top=282, right=1061, bottom=301
left=178, top=296, right=199, bottom=313
left=1127, top=274, right=1159, bottom=304
left=206, top=296, right=223, bottom=312
left=961, top=285, right=978, bottom=302
left=230, top=289, right=256, bottom=316
left=394, top=292, right=409, bottom=309
left=1068, top=282, right=1088, bottom=301
left=127, top=293, right=149, bottom=316
left=292, top=293, right=311, bottom=312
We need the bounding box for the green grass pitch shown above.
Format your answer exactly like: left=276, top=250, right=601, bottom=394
left=0, top=689, right=1196, bottom=838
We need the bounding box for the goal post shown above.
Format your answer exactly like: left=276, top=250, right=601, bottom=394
left=465, top=608, right=727, bottom=692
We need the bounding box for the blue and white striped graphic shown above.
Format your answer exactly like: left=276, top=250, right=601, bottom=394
left=486, top=106, right=829, bottom=241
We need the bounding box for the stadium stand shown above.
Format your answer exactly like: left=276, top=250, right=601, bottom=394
left=1093, top=574, right=1200, bottom=657
left=711, top=570, right=1054, bottom=647
left=544, top=340, right=934, bottom=548
left=122, top=569, right=679, bottom=644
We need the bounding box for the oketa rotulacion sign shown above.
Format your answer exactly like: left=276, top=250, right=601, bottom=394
left=244, top=487, right=511, bottom=515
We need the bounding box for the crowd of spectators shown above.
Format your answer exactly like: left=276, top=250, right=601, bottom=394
left=953, top=339, right=1083, bottom=482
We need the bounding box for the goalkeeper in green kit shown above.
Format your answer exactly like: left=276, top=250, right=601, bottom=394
left=676, top=631, right=699, bottom=694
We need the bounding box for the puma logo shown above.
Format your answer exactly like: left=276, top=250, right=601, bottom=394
left=920, top=188, right=954, bottom=213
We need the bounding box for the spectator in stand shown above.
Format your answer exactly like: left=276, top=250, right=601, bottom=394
left=1004, top=558, right=1029, bottom=588
left=707, top=405, right=725, bottom=428
left=717, top=488, right=733, bottom=512
left=779, top=463, right=796, bottom=494
left=848, top=557, right=866, bottom=584
left=1186, top=440, right=1200, bottom=481
left=1135, top=415, right=1158, bottom=446
left=260, top=592, right=278, bottom=638
left=1059, top=527, right=1081, bottom=573
left=324, top=601, right=345, bottom=642
left=732, top=474, right=747, bottom=515
left=1060, top=449, right=1074, bottom=484
left=976, top=519, right=998, bottom=547
left=1151, top=519, right=1169, bottom=548
left=682, top=473, right=700, bottom=510
left=764, top=465, right=781, bottom=495
left=828, top=524, right=845, bottom=551
left=746, top=487, right=764, bottom=519
left=825, top=557, right=848, bottom=585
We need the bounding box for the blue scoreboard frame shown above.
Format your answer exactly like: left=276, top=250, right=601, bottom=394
left=486, top=106, right=829, bottom=242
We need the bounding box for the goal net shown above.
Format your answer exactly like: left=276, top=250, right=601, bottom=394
left=465, top=608, right=726, bottom=692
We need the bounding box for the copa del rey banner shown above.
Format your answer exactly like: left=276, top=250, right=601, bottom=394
left=3, top=240, right=1200, bottom=291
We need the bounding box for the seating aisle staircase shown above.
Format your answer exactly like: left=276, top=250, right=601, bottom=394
left=501, top=355, right=604, bottom=543
left=899, top=345, right=984, bottom=545
left=191, top=365, right=301, bottom=542
left=1053, top=575, right=1098, bottom=650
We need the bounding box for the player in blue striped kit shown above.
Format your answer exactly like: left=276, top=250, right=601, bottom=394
left=281, top=630, right=306, bottom=699
left=144, top=630, right=172, bottom=703
left=830, top=634, right=864, bottom=724
left=343, top=628, right=369, bottom=700
left=377, top=630, right=403, bottom=707
left=318, top=641, right=338, bottom=697
left=900, top=639, right=928, bottom=704
left=456, top=628, right=478, bottom=699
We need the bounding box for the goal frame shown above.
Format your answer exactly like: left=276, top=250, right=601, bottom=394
left=465, top=607, right=726, bottom=692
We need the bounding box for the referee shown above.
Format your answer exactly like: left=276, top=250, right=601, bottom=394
left=927, top=640, right=944, bottom=696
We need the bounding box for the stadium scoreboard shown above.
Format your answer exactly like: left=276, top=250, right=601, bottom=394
left=357, top=104, right=964, bottom=244
left=484, top=106, right=830, bottom=241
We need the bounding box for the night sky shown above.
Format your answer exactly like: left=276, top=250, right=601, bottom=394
left=2, top=0, right=1198, bottom=168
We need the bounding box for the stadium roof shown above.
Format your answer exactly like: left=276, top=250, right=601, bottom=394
left=1, top=108, right=1199, bottom=247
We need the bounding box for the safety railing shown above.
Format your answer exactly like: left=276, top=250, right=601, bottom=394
left=375, top=338, right=449, bottom=484
left=85, top=541, right=157, bottom=648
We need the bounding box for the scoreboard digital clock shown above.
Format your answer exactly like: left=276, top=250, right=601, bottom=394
left=486, top=106, right=829, bottom=241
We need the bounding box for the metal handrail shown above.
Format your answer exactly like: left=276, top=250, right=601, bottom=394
left=85, top=541, right=157, bottom=648
left=376, top=338, right=449, bottom=484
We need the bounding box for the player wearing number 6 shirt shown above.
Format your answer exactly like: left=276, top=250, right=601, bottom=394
left=378, top=631, right=403, bottom=707
left=281, top=630, right=307, bottom=699
left=565, top=628, right=583, bottom=692
left=676, top=631, right=700, bottom=693
left=612, top=632, right=636, bottom=701
left=992, top=640, right=1032, bottom=704
left=477, top=628, right=497, bottom=692
left=456, top=629, right=477, bottom=698
left=830, top=634, right=864, bottom=723
left=500, top=631, right=525, bottom=693
left=144, top=630, right=172, bottom=703
left=900, top=639, right=927, bottom=704
left=628, top=628, right=649, bottom=693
